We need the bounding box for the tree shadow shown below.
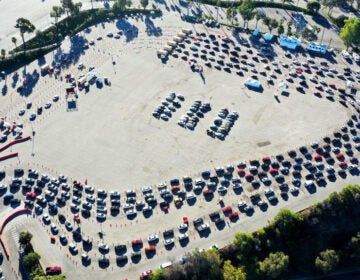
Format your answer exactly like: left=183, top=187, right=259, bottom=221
left=115, top=20, right=139, bottom=43
left=144, top=16, right=162, bottom=37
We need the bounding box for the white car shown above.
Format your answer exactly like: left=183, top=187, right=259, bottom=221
left=178, top=224, right=188, bottom=230
left=45, top=102, right=51, bottom=109
left=178, top=233, right=189, bottom=241
left=163, top=238, right=174, bottom=246
left=147, top=234, right=159, bottom=243
left=42, top=214, right=51, bottom=223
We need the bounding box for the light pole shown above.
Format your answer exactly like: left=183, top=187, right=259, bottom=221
left=31, top=130, right=35, bottom=156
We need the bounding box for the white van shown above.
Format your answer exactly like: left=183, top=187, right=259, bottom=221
left=160, top=261, right=172, bottom=269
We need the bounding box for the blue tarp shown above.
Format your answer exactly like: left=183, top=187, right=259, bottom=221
left=264, top=33, right=274, bottom=41
left=280, top=35, right=301, bottom=50
left=245, top=78, right=261, bottom=89
left=253, top=29, right=260, bottom=36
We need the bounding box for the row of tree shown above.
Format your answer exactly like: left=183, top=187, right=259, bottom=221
left=150, top=184, right=360, bottom=279
left=19, top=231, right=66, bottom=279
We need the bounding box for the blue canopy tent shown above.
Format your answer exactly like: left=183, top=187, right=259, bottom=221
left=306, top=42, right=327, bottom=54
left=264, top=33, right=274, bottom=42
left=253, top=29, right=260, bottom=36
left=280, top=35, right=301, bottom=50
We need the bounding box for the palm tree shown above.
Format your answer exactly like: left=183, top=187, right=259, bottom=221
left=50, top=6, right=64, bottom=25
left=14, top=18, right=35, bottom=52
left=255, top=12, right=261, bottom=28
left=19, top=231, right=33, bottom=249
left=11, top=37, right=17, bottom=49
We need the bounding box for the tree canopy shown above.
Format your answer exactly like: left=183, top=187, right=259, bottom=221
left=223, top=260, right=247, bottom=280
left=23, top=252, right=41, bottom=271
left=315, top=249, right=340, bottom=274
left=259, top=252, right=289, bottom=279
left=340, top=17, right=360, bottom=49
left=19, top=231, right=33, bottom=248
left=306, top=1, right=321, bottom=13
left=140, top=0, right=149, bottom=9
left=238, top=1, right=255, bottom=28
left=113, top=0, right=132, bottom=12
left=15, top=18, right=35, bottom=49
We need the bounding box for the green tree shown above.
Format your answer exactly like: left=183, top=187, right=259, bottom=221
left=113, top=0, right=132, bottom=12
left=72, top=2, right=82, bottom=14
left=255, top=12, right=261, bottom=28
left=223, top=260, right=247, bottom=280
left=347, top=232, right=360, bottom=263
left=270, top=19, right=279, bottom=33
left=315, top=249, right=340, bottom=274
left=226, top=7, right=236, bottom=25
left=23, top=252, right=41, bottom=270
left=262, top=16, right=271, bottom=31
left=50, top=6, right=64, bottom=24
left=60, top=0, right=74, bottom=16
left=238, top=0, right=255, bottom=28
left=340, top=17, right=360, bottom=49
left=14, top=17, right=36, bottom=51
left=19, top=231, right=33, bottom=248
left=307, top=1, right=321, bottom=13
left=277, top=24, right=285, bottom=35
left=269, top=209, right=304, bottom=238
left=259, top=252, right=289, bottom=279
left=11, top=37, right=17, bottom=48
left=216, top=0, right=221, bottom=21
left=30, top=267, right=45, bottom=279
left=322, top=0, right=347, bottom=16
left=233, top=232, right=254, bottom=262
left=184, top=249, right=223, bottom=280
left=1, top=49, right=5, bottom=58
left=140, top=0, right=149, bottom=9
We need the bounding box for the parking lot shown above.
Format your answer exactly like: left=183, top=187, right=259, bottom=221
left=0, top=2, right=360, bottom=280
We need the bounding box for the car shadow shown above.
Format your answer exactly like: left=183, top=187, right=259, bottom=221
left=116, top=258, right=128, bottom=267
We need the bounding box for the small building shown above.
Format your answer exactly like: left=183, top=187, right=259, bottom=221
left=280, top=35, right=301, bottom=50
left=306, top=42, right=327, bottom=54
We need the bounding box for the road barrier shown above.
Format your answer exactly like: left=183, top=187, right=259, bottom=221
left=0, top=136, right=31, bottom=153
left=0, top=152, right=18, bottom=161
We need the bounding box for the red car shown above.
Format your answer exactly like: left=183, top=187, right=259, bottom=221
left=336, top=153, right=344, bottom=160
left=26, top=192, right=36, bottom=199
left=245, top=174, right=254, bottom=181
left=139, top=270, right=153, bottom=279
left=269, top=168, right=278, bottom=175
left=145, top=245, right=156, bottom=252
left=46, top=266, right=61, bottom=275
left=170, top=186, right=180, bottom=193
left=339, top=162, right=347, bottom=168
left=314, top=154, right=322, bottom=161
left=203, top=189, right=213, bottom=195
left=228, top=211, right=239, bottom=220
left=262, top=156, right=271, bottom=163
left=183, top=216, right=189, bottom=224
left=237, top=169, right=245, bottom=176
left=131, top=239, right=143, bottom=246
left=222, top=206, right=232, bottom=214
